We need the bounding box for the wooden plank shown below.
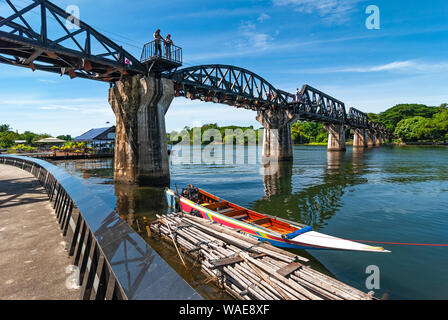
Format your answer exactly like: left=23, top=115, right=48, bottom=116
left=226, top=209, right=247, bottom=217
left=231, top=214, right=248, bottom=220
left=217, top=208, right=234, bottom=214
left=203, top=202, right=228, bottom=210
left=277, top=262, right=303, bottom=277
left=211, top=253, right=265, bottom=269
left=250, top=218, right=271, bottom=225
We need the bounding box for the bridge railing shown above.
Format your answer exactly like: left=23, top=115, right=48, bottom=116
left=0, top=155, right=200, bottom=300
left=0, top=0, right=146, bottom=81
left=141, top=40, right=182, bottom=65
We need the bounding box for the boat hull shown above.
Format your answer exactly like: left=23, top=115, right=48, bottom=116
left=165, top=189, right=389, bottom=253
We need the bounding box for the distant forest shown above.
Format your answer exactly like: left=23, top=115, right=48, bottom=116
left=0, top=124, right=72, bottom=149
left=290, top=103, right=448, bottom=144
left=368, top=103, right=448, bottom=143
left=168, top=103, right=448, bottom=146
left=2, top=103, right=447, bottom=149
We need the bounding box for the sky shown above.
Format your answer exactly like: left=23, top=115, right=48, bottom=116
left=0, top=0, right=447, bottom=137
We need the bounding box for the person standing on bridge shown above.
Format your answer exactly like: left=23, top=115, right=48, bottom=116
left=153, top=29, right=164, bottom=57
left=164, top=34, right=174, bottom=60
left=295, top=88, right=302, bottom=102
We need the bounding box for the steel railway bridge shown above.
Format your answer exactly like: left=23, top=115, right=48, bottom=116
left=0, top=0, right=390, bottom=186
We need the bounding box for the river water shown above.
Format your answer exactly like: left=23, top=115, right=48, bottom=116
left=53, top=145, right=448, bottom=300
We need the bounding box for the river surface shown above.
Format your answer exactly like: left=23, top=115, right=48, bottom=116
left=52, top=145, right=448, bottom=300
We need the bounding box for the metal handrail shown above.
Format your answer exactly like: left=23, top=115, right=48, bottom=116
left=140, top=40, right=182, bottom=65
left=0, top=155, right=200, bottom=300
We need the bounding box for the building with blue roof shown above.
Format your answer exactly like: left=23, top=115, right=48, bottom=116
left=74, top=126, right=115, bottom=152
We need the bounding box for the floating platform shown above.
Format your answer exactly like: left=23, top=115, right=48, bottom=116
left=150, top=213, right=376, bottom=300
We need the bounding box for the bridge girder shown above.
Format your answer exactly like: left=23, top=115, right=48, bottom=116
left=0, top=1, right=391, bottom=136
left=0, top=0, right=146, bottom=82
left=290, top=84, right=347, bottom=124
left=171, top=64, right=294, bottom=110
left=347, top=107, right=369, bottom=129
left=171, top=64, right=390, bottom=132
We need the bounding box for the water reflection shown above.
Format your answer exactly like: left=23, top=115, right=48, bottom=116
left=95, top=212, right=155, bottom=299
left=254, top=150, right=368, bottom=230
left=51, top=159, right=114, bottom=183
left=115, top=183, right=166, bottom=223
left=262, top=161, right=293, bottom=197
left=352, top=146, right=367, bottom=174
left=113, top=182, right=232, bottom=300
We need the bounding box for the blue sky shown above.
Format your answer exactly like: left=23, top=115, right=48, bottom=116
left=0, top=0, right=447, bottom=137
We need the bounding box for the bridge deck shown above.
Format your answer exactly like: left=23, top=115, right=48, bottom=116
left=0, top=164, right=79, bottom=300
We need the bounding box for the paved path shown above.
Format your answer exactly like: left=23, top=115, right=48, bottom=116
left=0, top=164, right=79, bottom=300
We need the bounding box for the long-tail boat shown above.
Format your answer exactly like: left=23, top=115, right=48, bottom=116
left=165, top=186, right=390, bottom=253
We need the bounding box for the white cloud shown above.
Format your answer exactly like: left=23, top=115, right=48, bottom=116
left=273, top=0, right=363, bottom=23
left=257, top=13, right=271, bottom=22
left=294, top=60, right=448, bottom=74
left=237, top=21, right=274, bottom=50
left=338, top=61, right=416, bottom=73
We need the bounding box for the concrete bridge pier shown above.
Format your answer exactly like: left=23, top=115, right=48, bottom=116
left=109, top=75, right=174, bottom=186
left=353, top=128, right=368, bottom=148
left=325, top=124, right=346, bottom=152
left=256, top=109, right=296, bottom=161
left=366, top=130, right=376, bottom=147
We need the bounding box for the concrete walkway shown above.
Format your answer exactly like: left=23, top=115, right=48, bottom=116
left=0, top=164, right=79, bottom=300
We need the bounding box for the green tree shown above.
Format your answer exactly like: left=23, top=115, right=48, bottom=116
left=18, top=131, right=39, bottom=145
left=291, top=122, right=327, bottom=144
left=0, top=124, right=11, bottom=133
left=372, top=104, right=439, bottom=132
left=57, top=135, right=72, bottom=141
left=0, top=131, right=19, bottom=148
left=394, top=116, right=438, bottom=142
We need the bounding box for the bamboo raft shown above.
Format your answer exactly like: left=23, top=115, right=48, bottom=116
left=150, top=213, right=376, bottom=300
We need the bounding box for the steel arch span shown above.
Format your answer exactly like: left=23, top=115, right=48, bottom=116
left=0, top=0, right=145, bottom=82
left=172, top=64, right=294, bottom=110
left=172, top=64, right=386, bottom=132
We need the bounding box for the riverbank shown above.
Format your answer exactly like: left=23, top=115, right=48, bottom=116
left=398, top=142, right=448, bottom=146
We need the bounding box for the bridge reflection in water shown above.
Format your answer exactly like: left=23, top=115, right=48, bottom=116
left=253, top=148, right=370, bottom=231
left=113, top=183, right=233, bottom=300
left=51, top=148, right=372, bottom=233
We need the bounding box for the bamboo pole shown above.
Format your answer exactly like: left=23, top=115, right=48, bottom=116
left=149, top=213, right=375, bottom=301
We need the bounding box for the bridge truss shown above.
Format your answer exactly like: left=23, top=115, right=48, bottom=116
left=171, top=65, right=383, bottom=132
left=172, top=64, right=294, bottom=109
left=0, top=0, right=145, bottom=82
left=0, top=0, right=389, bottom=134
